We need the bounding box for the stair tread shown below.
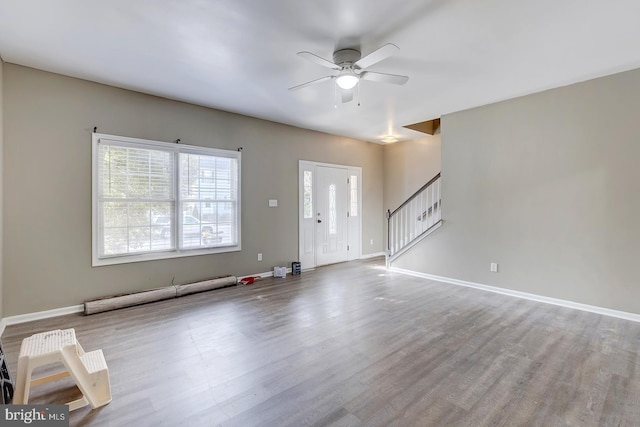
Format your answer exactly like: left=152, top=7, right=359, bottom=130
left=19, top=329, right=76, bottom=357
left=80, top=350, right=108, bottom=373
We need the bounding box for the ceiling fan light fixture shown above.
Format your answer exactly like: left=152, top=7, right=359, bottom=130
left=335, top=69, right=359, bottom=90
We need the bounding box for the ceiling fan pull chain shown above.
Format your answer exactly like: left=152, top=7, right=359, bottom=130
left=357, top=82, right=361, bottom=107
left=334, top=83, right=338, bottom=109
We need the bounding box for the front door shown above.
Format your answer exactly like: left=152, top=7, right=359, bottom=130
left=315, top=166, right=349, bottom=266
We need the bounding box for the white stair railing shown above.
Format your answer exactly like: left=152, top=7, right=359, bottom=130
left=387, top=173, right=442, bottom=264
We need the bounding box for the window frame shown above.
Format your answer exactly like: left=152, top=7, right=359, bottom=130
left=92, top=133, right=241, bottom=266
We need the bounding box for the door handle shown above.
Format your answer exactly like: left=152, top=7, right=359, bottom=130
left=317, top=219, right=322, bottom=223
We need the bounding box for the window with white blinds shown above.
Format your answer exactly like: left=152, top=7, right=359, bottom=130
left=92, top=133, right=241, bottom=266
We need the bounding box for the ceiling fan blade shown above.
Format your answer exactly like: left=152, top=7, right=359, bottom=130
left=341, top=89, right=354, bottom=103
left=288, top=75, right=334, bottom=91
left=297, top=51, right=340, bottom=70
left=354, top=43, right=399, bottom=69
left=359, top=71, right=409, bottom=85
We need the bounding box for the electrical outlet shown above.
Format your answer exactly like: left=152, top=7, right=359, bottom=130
left=370, top=239, right=374, bottom=245
left=258, top=253, right=263, bottom=261
left=490, top=262, right=498, bottom=272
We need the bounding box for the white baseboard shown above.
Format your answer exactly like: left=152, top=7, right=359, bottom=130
left=1, top=304, right=85, bottom=336
left=360, top=252, right=385, bottom=260
left=254, top=271, right=276, bottom=279
left=389, top=267, right=640, bottom=323
left=241, top=267, right=293, bottom=280
left=0, top=267, right=295, bottom=336
left=15, top=263, right=628, bottom=339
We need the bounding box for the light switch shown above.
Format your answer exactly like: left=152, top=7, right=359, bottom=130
left=269, top=199, right=278, bottom=207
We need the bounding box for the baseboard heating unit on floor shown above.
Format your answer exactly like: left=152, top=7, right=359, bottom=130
left=84, top=275, right=237, bottom=315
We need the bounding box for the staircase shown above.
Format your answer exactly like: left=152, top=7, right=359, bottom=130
left=387, top=172, right=442, bottom=266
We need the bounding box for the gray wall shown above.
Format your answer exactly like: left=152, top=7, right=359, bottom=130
left=392, top=67, right=640, bottom=315
left=383, top=135, right=441, bottom=213
left=3, top=64, right=384, bottom=316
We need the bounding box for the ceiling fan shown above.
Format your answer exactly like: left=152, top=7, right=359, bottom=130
left=289, top=43, right=409, bottom=103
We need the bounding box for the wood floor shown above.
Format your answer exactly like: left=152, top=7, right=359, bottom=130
left=2, top=258, right=640, bottom=426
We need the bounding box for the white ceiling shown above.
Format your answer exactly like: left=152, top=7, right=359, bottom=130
left=1, top=0, right=640, bottom=143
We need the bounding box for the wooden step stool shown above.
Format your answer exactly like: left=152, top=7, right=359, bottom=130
left=13, top=329, right=112, bottom=410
